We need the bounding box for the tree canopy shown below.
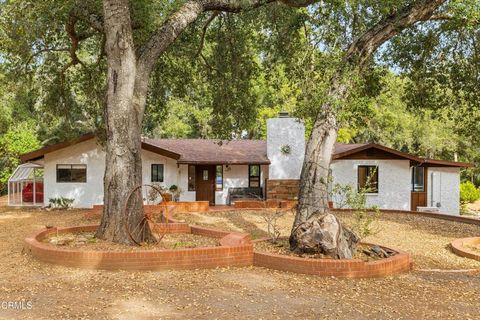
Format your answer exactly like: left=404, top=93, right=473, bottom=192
left=0, top=0, right=479, bottom=194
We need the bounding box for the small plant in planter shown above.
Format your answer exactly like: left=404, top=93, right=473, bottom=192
left=330, top=172, right=381, bottom=240
left=146, top=183, right=168, bottom=204
left=263, top=210, right=286, bottom=244
left=169, top=185, right=183, bottom=202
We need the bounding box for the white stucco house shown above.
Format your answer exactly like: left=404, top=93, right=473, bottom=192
left=8, top=114, right=472, bottom=214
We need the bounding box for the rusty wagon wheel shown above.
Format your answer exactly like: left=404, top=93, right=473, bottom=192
left=123, top=184, right=170, bottom=245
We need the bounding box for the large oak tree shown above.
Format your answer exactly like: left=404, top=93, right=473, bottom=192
left=2, top=0, right=477, bottom=250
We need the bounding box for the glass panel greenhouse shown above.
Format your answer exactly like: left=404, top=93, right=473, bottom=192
left=8, top=163, right=44, bottom=207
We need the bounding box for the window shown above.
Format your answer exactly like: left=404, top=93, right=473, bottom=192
left=188, top=165, right=195, bottom=191
left=151, top=164, right=164, bottom=182
left=56, top=164, right=87, bottom=183
left=216, top=165, right=223, bottom=191
left=357, top=165, right=378, bottom=193
left=249, top=165, right=260, bottom=188
left=202, top=169, right=209, bottom=180
left=412, top=166, right=425, bottom=192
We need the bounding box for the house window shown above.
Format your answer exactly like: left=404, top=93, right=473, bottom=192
left=203, top=169, right=209, bottom=180
left=151, top=164, right=164, bottom=182
left=188, top=165, right=195, bottom=191
left=412, top=166, right=424, bottom=192
left=357, top=165, right=378, bottom=193
left=249, top=165, right=260, bottom=188
left=56, top=164, right=87, bottom=183
left=216, top=165, right=223, bottom=191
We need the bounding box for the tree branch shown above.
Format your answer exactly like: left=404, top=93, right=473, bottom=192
left=345, top=0, right=447, bottom=68
left=25, top=47, right=70, bottom=67
left=137, top=0, right=318, bottom=75
left=71, top=2, right=104, bottom=33
left=195, top=11, right=220, bottom=58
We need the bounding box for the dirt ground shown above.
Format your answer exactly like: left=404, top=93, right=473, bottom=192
left=175, top=210, right=480, bottom=270
left=467, top=200, right=480, bottom=216
left=1, top=204, right=480, bottom=319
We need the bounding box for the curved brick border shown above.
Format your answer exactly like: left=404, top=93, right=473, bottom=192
left=253, top=240, right=412, bottom=278
left=24, top=224, right=253, bottom=271
left=451, top=237, right=480, bottom=262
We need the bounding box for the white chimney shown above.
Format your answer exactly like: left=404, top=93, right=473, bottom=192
left=267, top=113, right=305, bottom=180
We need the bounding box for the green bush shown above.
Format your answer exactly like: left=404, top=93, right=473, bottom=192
left=460, top=181, right=480, bottom=204
left=48, top=197, right=74, bottom=209
left=0, top=123, right=40, bottom=194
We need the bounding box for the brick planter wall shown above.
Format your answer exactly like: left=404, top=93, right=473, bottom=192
left=24, top=224, right=253, bottom=271
left=451, top=237, right=480, bottom=261
left=266, top=179, right=299, bottom=200
left=253, top=240, right=412, bottom=278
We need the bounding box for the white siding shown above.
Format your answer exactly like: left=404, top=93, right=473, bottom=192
left=267, top=117, right=305, bottom=180
left=427, top=167, right=460, bottom=215
left=330, top=159, right=411, bottom=210
left=44, top=139, right=105, bottom=208
left=141, top=149, right=178, bottom=189
left=44, top=139, right=188, bottom=208
left=178, top=164, right=196, bottom=202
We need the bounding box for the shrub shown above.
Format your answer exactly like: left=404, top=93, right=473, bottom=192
left=48, top=197, right=74, bottom=209
left=460, top=181, right=480, bottom=205
left=330, top=173, right=381, bottom=240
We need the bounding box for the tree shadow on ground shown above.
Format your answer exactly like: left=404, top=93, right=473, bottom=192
left=334, top=211, right=480, bottom=239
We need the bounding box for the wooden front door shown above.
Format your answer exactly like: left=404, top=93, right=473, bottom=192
left=411, top=166, right=427, bottom=211
left=195, top=165, right=215, bottom=205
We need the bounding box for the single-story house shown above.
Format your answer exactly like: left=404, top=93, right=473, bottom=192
left=9, top=114, right=473, bottom=214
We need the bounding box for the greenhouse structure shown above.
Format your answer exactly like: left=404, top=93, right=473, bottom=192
left=8, top=163, right=44, bottom=207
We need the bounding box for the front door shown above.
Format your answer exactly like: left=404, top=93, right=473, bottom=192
left=411, top=166, right=427, bottom=211
left=195, top=165, right=215, bottom=205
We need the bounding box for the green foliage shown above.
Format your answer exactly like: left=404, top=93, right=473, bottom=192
left=0, top=122, right=40, bottom=193
left=48, top=197, right=74, bottom=209
left=331, top=171, right=381, bottom=239
left=0, top=0, right=478, bottom=178
left=460, top=181, right=480, bottom=205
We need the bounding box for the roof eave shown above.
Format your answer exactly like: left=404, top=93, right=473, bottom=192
left=332, top=143, right=475, bottom=168
left=19, top=133, right=96, bottom=162
left=141, top=142, right=181, bottom=160
left=421, top=159, right=475, bottom=168
left=176, top=160, right=271, bottom=165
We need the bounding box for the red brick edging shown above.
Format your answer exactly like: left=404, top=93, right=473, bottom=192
left=24, top=224, right=253, bottom=271
left=253, top=240, right=412, bottom=278
left=451, top=237, right=480, bottom=262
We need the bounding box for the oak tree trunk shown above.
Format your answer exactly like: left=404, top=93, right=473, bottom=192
left=95, top=0, right=154, bottom=244
left=289, top=76, right=360, bottom=258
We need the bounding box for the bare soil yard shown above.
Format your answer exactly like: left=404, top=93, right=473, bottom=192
left=175, top=209, right=480, bottom=270
left=1, top=203, right=480, bottom=319
left=43, top=231, right=218, bottom=251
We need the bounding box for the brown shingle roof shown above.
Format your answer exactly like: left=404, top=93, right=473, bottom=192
left=143, top=139, right=269, bottom=165
left=333, top=143, right=368, bottom=155
left=19, top=135, right=474, bottom=168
